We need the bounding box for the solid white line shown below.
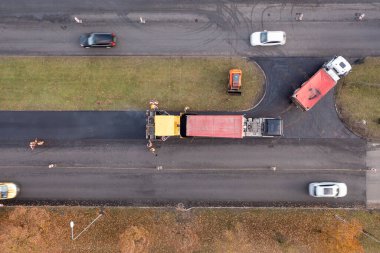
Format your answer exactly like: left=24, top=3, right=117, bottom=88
left=0, top=165, right=367, bottom=173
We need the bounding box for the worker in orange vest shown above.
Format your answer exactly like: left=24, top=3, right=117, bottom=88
left=29, top=138, right=44, bottom=150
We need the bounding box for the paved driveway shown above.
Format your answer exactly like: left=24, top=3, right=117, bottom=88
left=251, top=57, right=357, bottom=138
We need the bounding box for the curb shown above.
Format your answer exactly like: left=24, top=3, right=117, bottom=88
left=237, top=58, right=267, bottom=113
left=1, top=205, right=369, bottom=211
left=333, top=94, right=364, bottom=140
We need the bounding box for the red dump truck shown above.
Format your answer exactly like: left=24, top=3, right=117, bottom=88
left=292, top=56, right=351, bottom=111
left=146, top=104, right=283, bottom=140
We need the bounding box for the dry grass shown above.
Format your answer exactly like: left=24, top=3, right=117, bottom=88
left=336, top=57, right=380, bottom=139
left=0, top=57, right=264, bottom=111
left=0, top=207, right=375, bottom=253
left=343, top=210, right=380, bottom=253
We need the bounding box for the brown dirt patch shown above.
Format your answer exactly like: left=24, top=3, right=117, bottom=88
left=119, top=226, right=150, bottom=253
left=0, top=207, right=372, bottom=253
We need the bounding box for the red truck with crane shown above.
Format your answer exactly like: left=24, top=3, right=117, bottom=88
left=292, top=56, right=352, bottom=111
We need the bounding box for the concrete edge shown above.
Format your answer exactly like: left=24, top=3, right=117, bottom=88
left=366, top=202, right=380, bottom=209
left=334, top=94, right=366, bottom=140
left=1, top=205, right=371, bottom=210
left=236, top=57, right=267, bottom=113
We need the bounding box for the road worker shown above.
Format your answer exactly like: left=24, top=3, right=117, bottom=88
left=147, top=140, right=153, bottom=148
left=149, top=100, right=159, bottom=110
left=29, top=138, right=44, bottom=150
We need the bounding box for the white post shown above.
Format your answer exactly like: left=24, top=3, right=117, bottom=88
left=72, top=213, right=103, bottom=241
left=296, top=13, right=303, bottom=21
left=74, top=17, right=83, bottom=24
left=70, top=221, right=74, bottom=240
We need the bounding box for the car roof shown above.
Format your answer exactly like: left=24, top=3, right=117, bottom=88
left=92, top=33, right=113, bottom=36
left=315, top=182, right=341, bottom=187
left=323, top=187, right=334, bottom=195
left=316, top=184, right=338, bottom=196
left=91, top=33, right=114, bottom=44
left=92, top=33, right=113, bottom=38
left=266, top=31, right=285, bottom=42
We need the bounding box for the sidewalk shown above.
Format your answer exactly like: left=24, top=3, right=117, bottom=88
left=366, top=143, right=380, bottom=209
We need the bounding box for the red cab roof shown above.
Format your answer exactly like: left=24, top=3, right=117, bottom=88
left=292, top=69, right=336, bottom=111
left=186, top=115, right=244, bottom=138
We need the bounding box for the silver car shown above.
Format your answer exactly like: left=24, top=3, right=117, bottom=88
left=309, top=182, right=347, bottom=198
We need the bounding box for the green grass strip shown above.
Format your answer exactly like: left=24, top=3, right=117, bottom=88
left=336, top=57, right=380, bottom=139
left=0, top=57, right=264, bottom=111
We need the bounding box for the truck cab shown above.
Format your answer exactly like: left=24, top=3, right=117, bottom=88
left=323, top=56, right=352, bottom=81
left=244, top=118, right=283, bottom=137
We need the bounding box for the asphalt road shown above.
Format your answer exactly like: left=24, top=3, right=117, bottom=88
left=3, top=165, right=366, bottom=208
left=0, top=1, right=379, bottom=56
left=0, top=138, right=367, bottom=207
left=0, top=139, right=366, bottom=171
left=0, top=111, right=145, bottom=141
left=0, top=1, right=375, bottom=207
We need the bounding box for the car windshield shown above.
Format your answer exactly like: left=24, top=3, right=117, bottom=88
left=88, top=35, right=95, bottom=45
left=260, top=32, right=268, bottom=43
left=0, top=185, right=8, bottom=198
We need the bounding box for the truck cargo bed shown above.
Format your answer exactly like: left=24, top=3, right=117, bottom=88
left=292, top=69, right=336, bottom=111
left=185, top=115, right=244, bottom=138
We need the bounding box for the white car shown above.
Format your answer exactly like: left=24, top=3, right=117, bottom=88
left=250, top=31, right=286, bottom=46
left=0, top=182, right=20, bottom=200
left=309, top=182, right=347, bottom=198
